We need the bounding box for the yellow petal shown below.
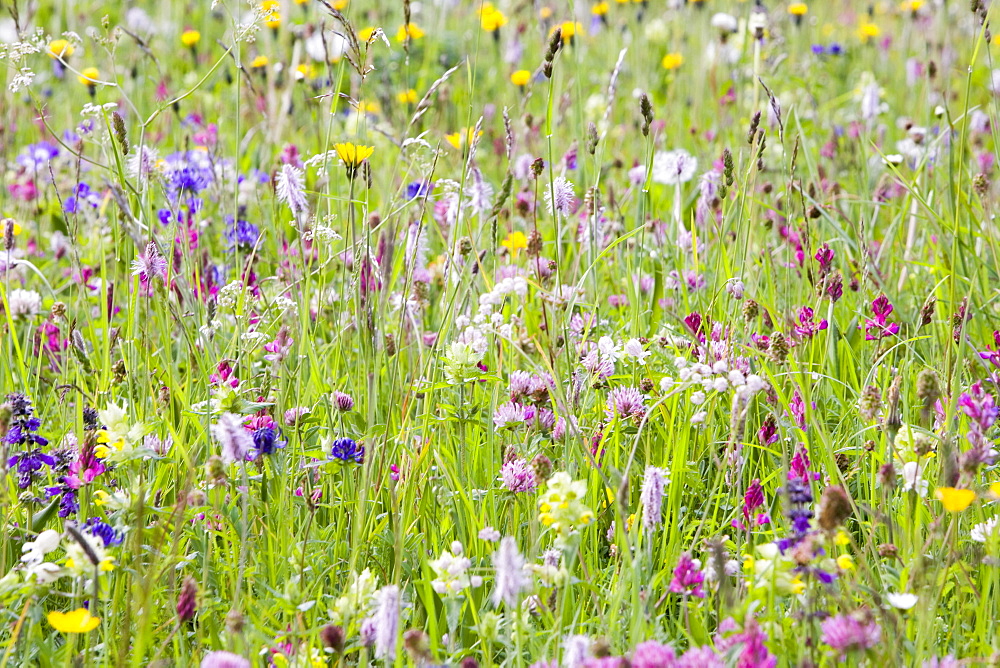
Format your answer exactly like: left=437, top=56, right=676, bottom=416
left=48, top=608, right=100, bottom=633
left=935, top=487, right=976, bottom=512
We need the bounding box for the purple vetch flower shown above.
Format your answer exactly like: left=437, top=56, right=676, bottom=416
left=500, top=458, right=537, bottom=493
left=251, top=426, right=285, bottom=456
left=814, top=243, right=835, bottom=274
left=820, top=612, right=881, bottom=657
left=792, top=307, right=828, bottom=339
left=544, top=176, right=575, bottom=217
left=211, top=413, right=254, bottom=464
left=491, top=536, right=529, bottom=607
left=371, top=585, right=400, bottom=661
left=668, top=552, right=705, bottom=598
left=640, top=466, right=667, bottom=530
left=734, top=479, right=770, bottom=530
left=605, top=386, right=646, bottom=420
left=864, top=294, right=900, bottom=340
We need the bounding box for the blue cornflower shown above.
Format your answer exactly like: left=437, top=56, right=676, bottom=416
left=17, top=142, right=59, bottom=170
left=406, top=180, right=434, bottom=200
left=329, top=437, right=364, bottom=464
left=811, top=44, right=825, bottom=55
left=224, top=215, right=261, bottom=250
left=252, top=426, right=286, bottom=456
left=829, top=43, right=843, bottom=55
left=85, top=517, right=123, bottom=547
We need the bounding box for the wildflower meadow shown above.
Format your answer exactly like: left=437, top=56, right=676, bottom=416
left=2, top=0, right=1000, bottom=665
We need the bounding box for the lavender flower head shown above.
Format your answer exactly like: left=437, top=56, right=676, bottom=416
left=491, top=536, right=529, bottom=607
left=544, top=176, right=575, bottom=217
left=275, top=163, right=308, bottom=219
left=371, top=585, right=401, bottom=661
left=211, top=413, right=254, bottom=465
left=640, top=466, right=667, bottom=530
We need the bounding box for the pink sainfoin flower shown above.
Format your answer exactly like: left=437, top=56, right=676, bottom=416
left=668, top=552, right=705, bottom=598
left=792, top=306, right=828, bottom=339
left=820, top=612, right=881, bottom=657
left=864, top=294, right=900, bottom=340
left=957, top=382, right=999, bottom=473
left=733, top=478, right=771, bottom=530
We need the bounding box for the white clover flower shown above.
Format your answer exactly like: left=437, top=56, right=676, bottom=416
left=623, top=338, right=650, bottom=365
left=972, top=516, right=1000, bottom=543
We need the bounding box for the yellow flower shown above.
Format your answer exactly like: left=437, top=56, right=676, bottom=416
left=788, top=3, right=808, bottom=16
left=661, top=52, right=684, bottom=70
left=836, top=554, right=855, bottom=571
left=2, top=219, right=20, bottom=237
left=511, top=69, right=531, bottom=87
left=396, top=89, right=417, bottom=104
left=790, top=575, right=806, bottom=594
left=395, top=23, right=425, bottom=42
left=333, top=0, right=348, bottom=7
left=358, top=27, right=376, bottom=42
left=181, top=30, right=201, bottom=47
left=858, top=22, right=880, bottom=40
left=834, top=529, right=851, bottom=546
left=935, top=487, right=976, bottom=512
left=262, top=0, right=281, bottom=28
left=48, top=609, right=100, bottom=633
left=48, top=39, right=75, bottom=59
left=553, top=21, right=583, bottom=41
left=78, top=67, right=100, bottom=87
left=899, top=0, right=923, bottom=11
left=481, top=8, right=508, bottom=32
left=989, top=481, right=1000, bottom=498
left=592, top=2, right=610, bottom=15
left=93, top=490, right=110, bottom=506
left=540, top=7, right=554, bottom=19
left=250, top=55, right=269, bottom=68
left=296, top=63, right=317, bottom=79
left=502, top=231, right=529, bottom=255
left=444, top=127, right=482, bottom=151
left=334, top=142, right=374, bottom=167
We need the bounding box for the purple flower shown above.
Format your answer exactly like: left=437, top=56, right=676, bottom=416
left=329, top=437, right=364, bottom=464
left=494, top=401, right=529, bottom=430
left=792, top=306, right=828, bottom=339
left=84, top=517, right=123, bottom=547
left=211, top=413, right=254, bottom=465
left=668, top=552, right=705, bottom=598
left=814, top=243, right=834, bottom=274
left=251, top=426, right=285, bottom=456
left=640, top=466, right=667, bottom=530
left=224, top=216, right=261, bottom=250
left=131, top=242, right=168, bottom=283
left=631, top=641, right=677, bottom=668
left=605, top=387, right=646, bottom=420
left=676, top=646, right=724, bottom=668
left=333, top=391, right=354, bottom=412
left=544, top=176, right=575, bottom=216
left=500, top=458, right=537, bottom=493
left=821, top=613, right=881, bottom=656
left=864, top=294, right=900, bottom=340
left=200, top=651, right=251, bottom=668
left=491, top=536, right=529, bottom=607
left=370, top=585, right=400, bottom=661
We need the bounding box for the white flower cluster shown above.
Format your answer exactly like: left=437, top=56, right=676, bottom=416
left=663, top=357, right=767, bottom=423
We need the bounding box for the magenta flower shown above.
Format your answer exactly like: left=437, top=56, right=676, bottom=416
left=792, top=306, right=828, bottom=339
left=500, top=458, right=537, bottom=493
left=821, top=613, right=881, bottom=657
left=864, top=294, right=900, bottom=340
left=668, top=552, right=705, bottom=598
left=814, top=243, right=835, bottom=274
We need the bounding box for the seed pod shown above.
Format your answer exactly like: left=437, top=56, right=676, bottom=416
left=818, top=485, right=852, bottom=531
left=112, top=111, right=129, bottom=155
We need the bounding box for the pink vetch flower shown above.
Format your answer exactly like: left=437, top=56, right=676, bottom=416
left=668, top=552, right=705, bottom=598
left=792, top=306, right=828, bottom=340
left=820, top=612, right=881, bottom=657
left=500, top=458, right=537, bottom=493
left=209, top=361, right=239, bottom=389
left=733, top=479, right=771, bottom=530
left=979, top=330, right=1000, bottom=370
left=864, top=294, right=900, bottom=340
left=814, top=243, right=835, bottom=274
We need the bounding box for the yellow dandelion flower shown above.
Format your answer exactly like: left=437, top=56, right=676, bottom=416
left=295, top=63, right=317, bottom=79
left=661, top=52, right=684, bottom=70
left=262, top=0, right=281, bottom=28
left=511, top=69, right=531, bottom=86
left=396, top=89, right=417, bottom=104
left=502, top=231, right=528, bottom=255
left=858, top=23, right=880, bottom=40
left=48, top=609, right=100, bottom=633
left=181, top=30, right=201, bottom=47
left=553, top=21, right=583, bottom=41
left=358, top=27, right=376, bottom=42
left=395, top=23, right=425, bottom=42
left=788, top=3, right=808, bottom=16
left=333, top=142, right=374, bottom=179
left=48, top=39, right=75, bottom=59
left=250, top=55, right=269, bottom=69
left=481, top=8, right=508, bottom=32
left=592, top=2, right=610, bottom=15
left=444, top=127, right=482, bottom=151
left=78, top=67, right=100, bottom=87
left=935, top=487, right=976, bottom=512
